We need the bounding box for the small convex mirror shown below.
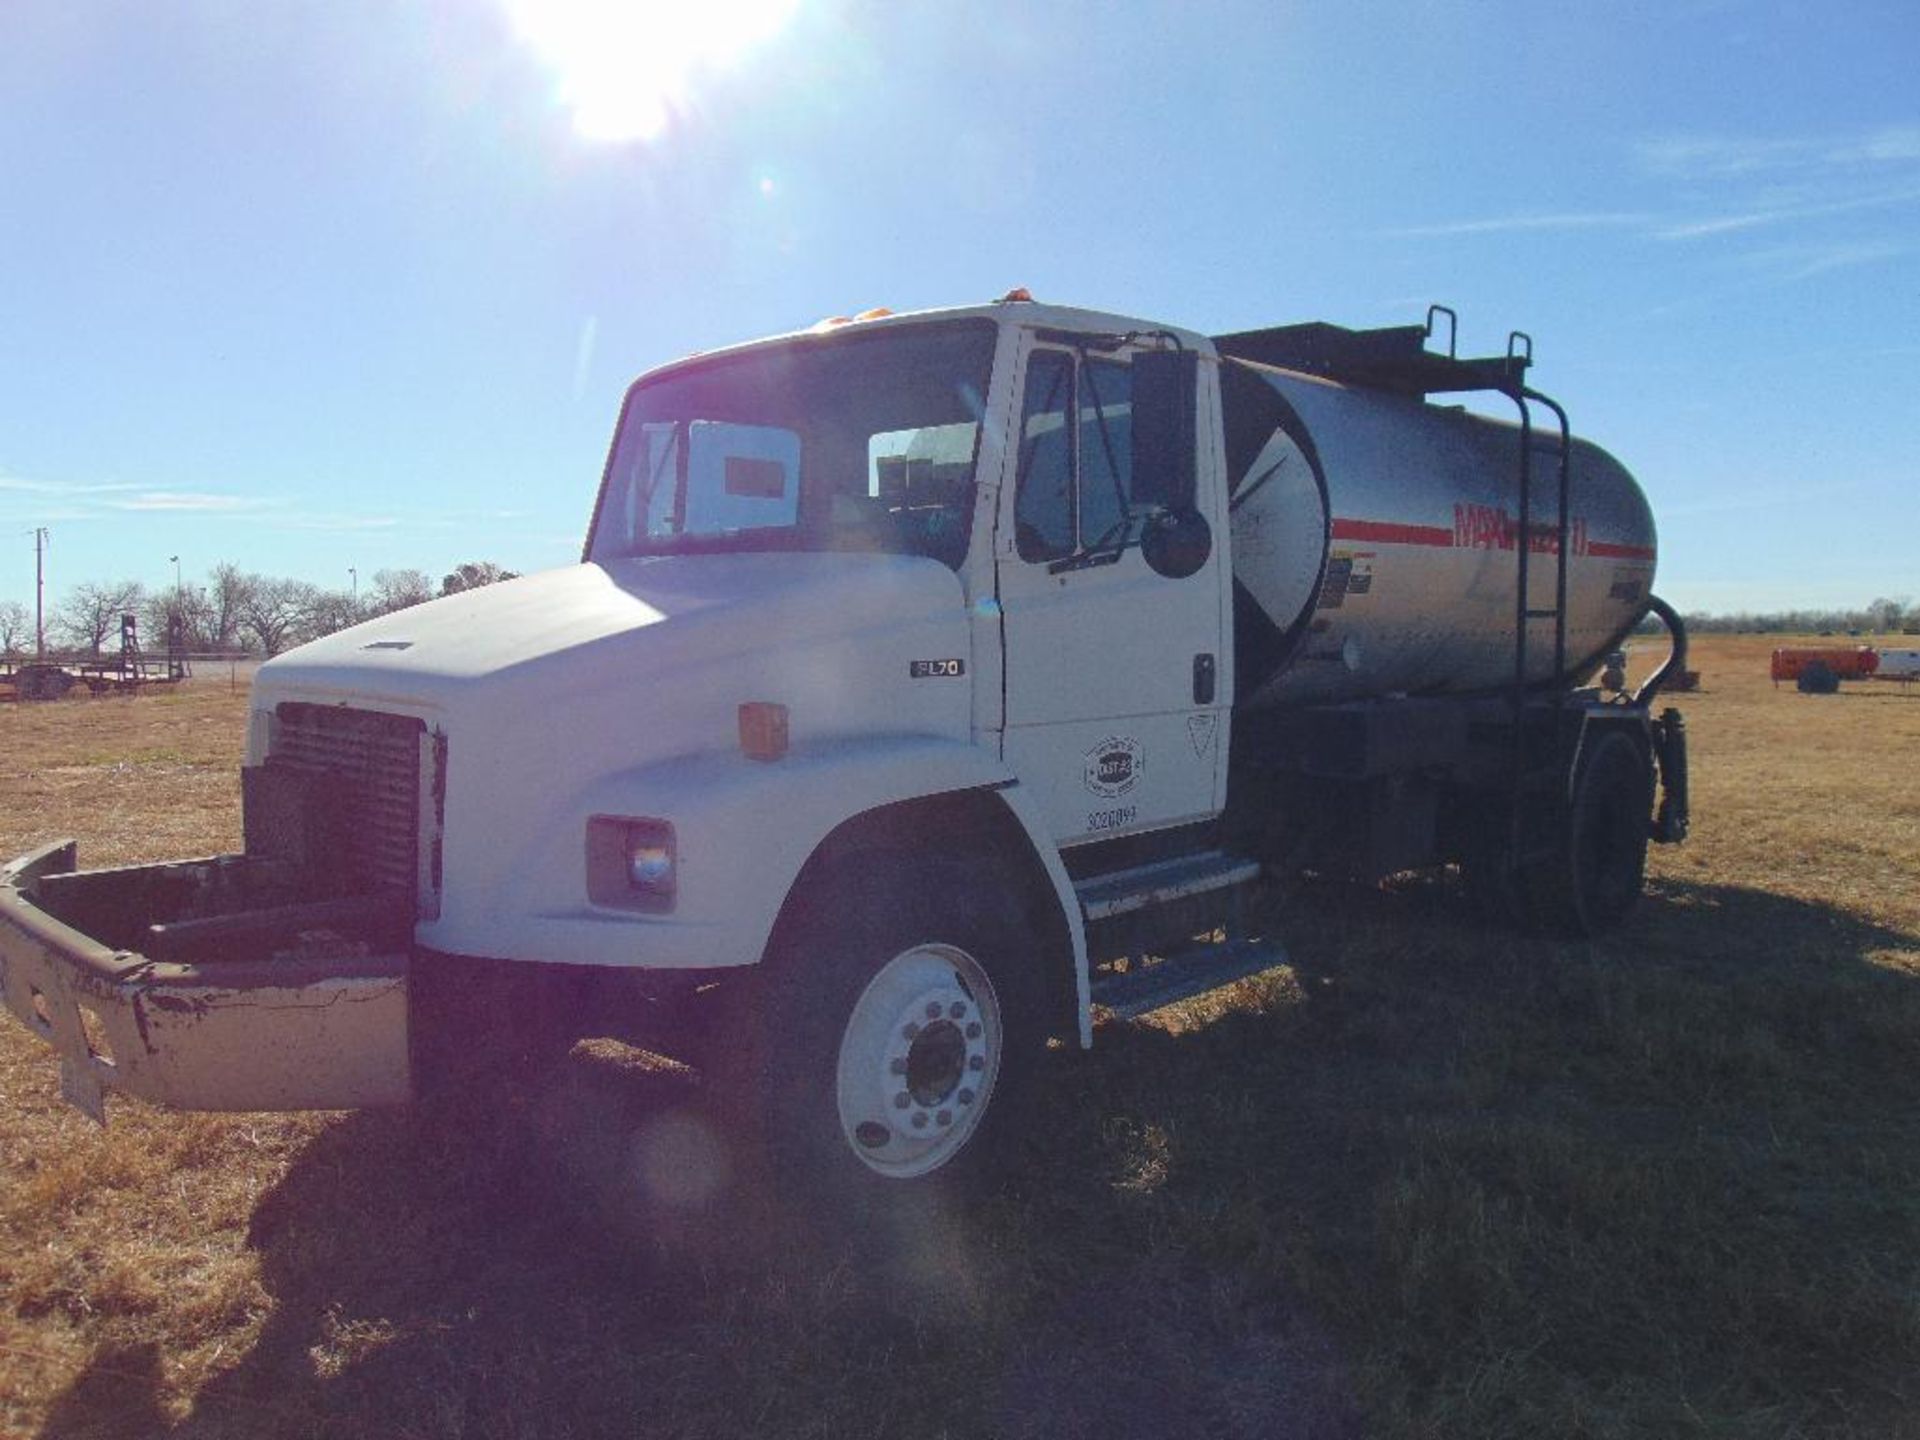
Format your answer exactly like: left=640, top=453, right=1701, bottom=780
left=1141, top=507, right=1212, bottom=579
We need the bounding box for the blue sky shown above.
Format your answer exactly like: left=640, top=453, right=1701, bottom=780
left=2, top=0, right=1914, bottom=616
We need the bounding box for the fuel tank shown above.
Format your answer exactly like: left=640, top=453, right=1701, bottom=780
left=1221, top=358, right=1657, bottom=708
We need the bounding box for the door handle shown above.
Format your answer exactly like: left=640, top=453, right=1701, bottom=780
left=1193, top=653, right=1216, bottom=705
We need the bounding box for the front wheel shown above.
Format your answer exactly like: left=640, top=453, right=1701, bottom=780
left=739, top=860, right=1048, bottom=1207
left=833, top=939, right=1005, bottom=1179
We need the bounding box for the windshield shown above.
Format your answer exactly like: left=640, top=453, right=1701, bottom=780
left=587, top=319, right=996, bottom=569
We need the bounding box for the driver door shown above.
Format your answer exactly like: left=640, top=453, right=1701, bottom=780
left=995, top=339, right=1228, bottom=849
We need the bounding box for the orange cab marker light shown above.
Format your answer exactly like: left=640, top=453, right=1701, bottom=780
left=739, top=702, right=790, bottom=762
left=998, top=287, right=1034, bottom=303
left=853, top=307, right=893, bottom=322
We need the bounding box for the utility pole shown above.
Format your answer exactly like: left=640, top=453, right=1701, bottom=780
left=169, top=554, right=186, bottom=682
left=33, top=527, right=48, bottom=658
left=349, top=566, right=358, bottom=602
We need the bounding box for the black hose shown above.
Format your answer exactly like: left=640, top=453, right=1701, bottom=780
left=1634, top=595, right=1689, bottom=706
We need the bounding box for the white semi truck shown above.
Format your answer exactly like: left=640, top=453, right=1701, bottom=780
left=1, top=295, right=1689, bottom=1193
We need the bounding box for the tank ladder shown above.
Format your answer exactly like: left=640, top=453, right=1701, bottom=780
left=1465, top=320, right=1574, bottom=863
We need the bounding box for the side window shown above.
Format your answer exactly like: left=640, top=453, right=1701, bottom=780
left=865, top=422, right=978, bottom=567
left=682, top=421, right=802, bottom=536
left=1014, top=349, right=1144, bottom=564
left=1015, top=351, right=1075, bottom=561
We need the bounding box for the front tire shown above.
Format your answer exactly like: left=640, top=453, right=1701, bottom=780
left=833, top=938, right=1006, bottom=1179
left=742, top=859, right=1048, bottom=1207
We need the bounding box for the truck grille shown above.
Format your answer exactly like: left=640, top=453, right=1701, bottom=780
left=271, top=703, right=430, bottom=904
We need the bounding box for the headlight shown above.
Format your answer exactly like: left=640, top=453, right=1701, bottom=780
left=586, top=816, right=676, bottom=912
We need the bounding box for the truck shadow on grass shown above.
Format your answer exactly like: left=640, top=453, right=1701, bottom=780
left=37, top=879, right=1920, bottom=1440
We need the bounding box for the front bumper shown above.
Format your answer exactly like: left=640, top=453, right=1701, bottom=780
left=0, top=842, right=411, bottom=1124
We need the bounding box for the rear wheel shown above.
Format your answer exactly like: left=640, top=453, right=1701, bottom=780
left=1526, top=729, right=1654, bottom=937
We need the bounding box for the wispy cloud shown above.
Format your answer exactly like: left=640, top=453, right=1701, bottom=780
left=1, top=467, right=542, bottom=551
left=1, top=470, right=283, bottom=518
left=274, top=512, right=403, bottom=533
left=1640, top=125, right=1920, bottom=179
left=1658, top=184, right=1920, bottom=240
left=1388, top=124, right=1920, bottom=294
left=1737, top=238, right=1913, bottom=282
left=271, top=505, right=537, bottom=534
left=1386, top=211, right=1650, bottom=239
left=0, top=472, right=140, bottom=498
left=107, top=491, right=277, bottom=513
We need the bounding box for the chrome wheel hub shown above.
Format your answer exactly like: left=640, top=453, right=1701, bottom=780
left=834, top=943, right=1000, bottom=1179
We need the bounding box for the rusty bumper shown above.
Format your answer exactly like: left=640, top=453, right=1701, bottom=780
left=0, top=841, right=411, bottom=1124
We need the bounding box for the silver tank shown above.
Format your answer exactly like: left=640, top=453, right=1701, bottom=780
left=1222, top=359, right=1657, bottom=708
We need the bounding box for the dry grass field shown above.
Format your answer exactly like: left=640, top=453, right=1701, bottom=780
left=2, top=634, right=1916, bottom=1440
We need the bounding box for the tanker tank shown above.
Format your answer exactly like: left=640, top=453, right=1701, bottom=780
left=1220, top=356, right=1657, bottom=710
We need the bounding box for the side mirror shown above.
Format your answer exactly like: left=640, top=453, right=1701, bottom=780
left=1141, top=507, right=1212, bottom=580
left=1130, top=349, right=1199, bottom=512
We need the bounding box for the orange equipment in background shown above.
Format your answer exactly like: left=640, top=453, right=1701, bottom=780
left=1770, top=646, right=1880, bottom=683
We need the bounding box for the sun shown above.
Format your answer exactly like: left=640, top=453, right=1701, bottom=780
left=502, top=0, right=800, bottom=143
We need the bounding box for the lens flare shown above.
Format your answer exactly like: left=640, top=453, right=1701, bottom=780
left=502, top=0, right=800, bottom=142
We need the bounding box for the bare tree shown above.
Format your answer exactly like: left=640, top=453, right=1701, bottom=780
left=56, top=580, right=146, bottom=655
left=0, top=600, right=28, bottom=655
left=140, top=584, right=215, bottom=654
left=440, top=561, right=519, bottom=596
left=1866, top=596, right=1910, bottom=633
left=237, top=576, right=318, bottom=657
left=370, top=568, right=434, bottom=614
left=302, top=587, right=365, bottom=640
left=207, top=563, right=254, bottom=652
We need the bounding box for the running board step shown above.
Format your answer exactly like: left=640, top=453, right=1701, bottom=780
left=1090, top=940, right=1288, bottom=1021
left=1073, top=850, right=1261, bottom=922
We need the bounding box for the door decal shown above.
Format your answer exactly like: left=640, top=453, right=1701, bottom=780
left=1083, top=737, right=1144, bottom=798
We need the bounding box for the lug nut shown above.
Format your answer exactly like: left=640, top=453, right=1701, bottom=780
left=966, top=1022, right=982, bottom=1040
left=968, top=1055, right=984, bottom=1071
left=936, top=1110, right=952, bottom=1127
left=894, top=1092, right=910, bottom=1109
left=911, top=1112, right=929, bottom=1129
left=958, top=1088, right=975, bottom=1105
left=949, top=1002, right=966, bottom=1019
left=925, top=1001, right=942, bottom=1019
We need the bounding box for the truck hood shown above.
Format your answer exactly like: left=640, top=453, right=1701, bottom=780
left=255, top=553, right=967, bottom=713
left=253, top=551, right=981, bottom=965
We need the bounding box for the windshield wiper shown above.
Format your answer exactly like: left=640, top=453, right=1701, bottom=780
left=1047, top=511, right=1146, bottom=574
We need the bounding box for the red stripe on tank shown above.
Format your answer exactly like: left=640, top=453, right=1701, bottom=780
left=1587, top=541, right=1656, bottom=560
left=1329, top=518, right=1456, bottom=548
left=1332, top=514, right=1655, bottom=562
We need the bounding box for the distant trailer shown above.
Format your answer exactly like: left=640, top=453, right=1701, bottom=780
left=1771, top=646, right=1879, bottom=684
left=0, top=659, right=184, bottom=701
left=1, top=613, right=188, bottom=701
left=1873, top=648, right=1920, bottom=681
